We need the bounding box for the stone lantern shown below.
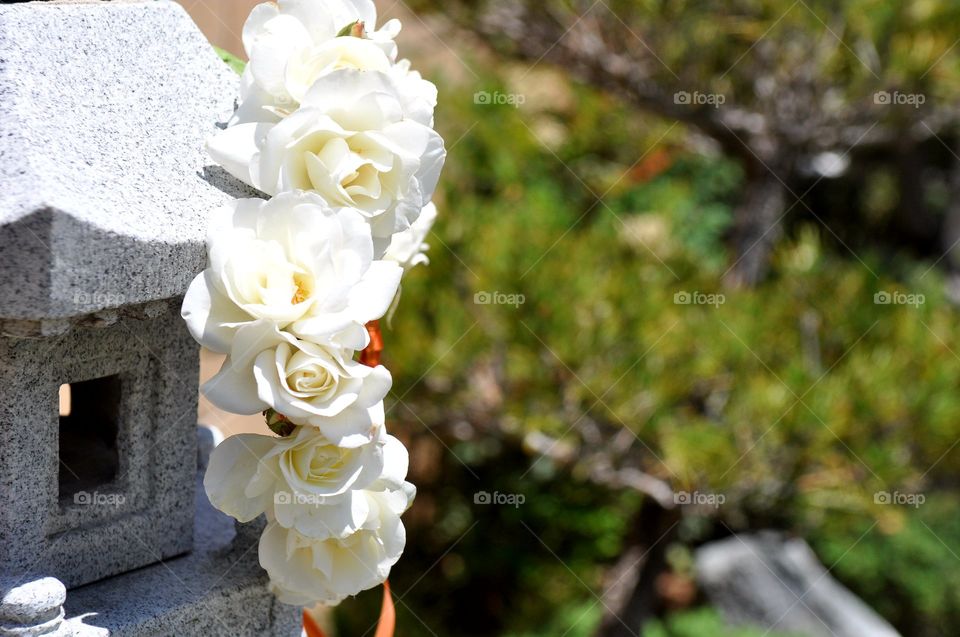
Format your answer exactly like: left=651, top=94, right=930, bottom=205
left=0, top=1, right=299, bottom=634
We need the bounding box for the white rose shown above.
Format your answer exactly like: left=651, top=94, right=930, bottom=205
left=207, top=70, right=446, bottom=256
left=181, top=191, right=402, bottom=354
left=234, top=0, right=394, bottom=119
left=260, top=483, right=414, bottom=606
left=204, top=425, right=410, bottom=537
left=232, top=0, right=436, bottom=127
left=383, top=201, right=437, bottom=272
left=203, top=425, right=415, bottom=605
left=202, top=323, right=391, bottom=446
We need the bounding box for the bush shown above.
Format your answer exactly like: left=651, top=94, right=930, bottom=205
left=343, top=49, right=960, bottom=637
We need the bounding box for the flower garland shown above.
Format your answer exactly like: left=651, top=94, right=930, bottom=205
left=181, top=0, right=444, bottom=607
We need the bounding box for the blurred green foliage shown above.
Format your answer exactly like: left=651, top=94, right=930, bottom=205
left=814, top=492, right=960, bottom=634
left=598, top=0, right=960, bottom=96
left=416, top=0, right=960, bottom=110
left=365, top=55, right=960, bottom=636
left=212, top=45, right=246, bottom=75
left=643, top=608, right=803, bottom=637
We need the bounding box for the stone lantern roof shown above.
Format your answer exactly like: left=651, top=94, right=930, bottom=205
left=0, top=0, right=254, bottom=321
left=0, top=3, right=301, bottom=634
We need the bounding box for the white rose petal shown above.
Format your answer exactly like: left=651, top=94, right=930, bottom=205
left=204, top=424, right=415, bottom=606
left=181, top=191, right=402, bottom=355
left=259, top=482, right=413, bottom=606
left=387, top=59, right=438, bottom=128
left=231, top=0, right=428, bottom=126
left=207, top=70, right=446, bottom=256
left=203, top=433, right=278, bottom=522
left=201, top=321, right=390, bottom=446
left=384, top=201, right=437, bottom=272
left=203, top=425, right=410, bottom=537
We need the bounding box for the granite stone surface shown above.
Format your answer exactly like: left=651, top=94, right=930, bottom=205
left=0, top=0, right=258, bottom=320
left=0, top=576, right=65, bottom=631
left=62, top=427, right=302, bottom=637
left=1, top=428, right=299, bottom=636
left=697, top=532, right=901, bottom=637
left=0, top=306, right=198, bottom=589
left=0, top=3, right=296, bottom=632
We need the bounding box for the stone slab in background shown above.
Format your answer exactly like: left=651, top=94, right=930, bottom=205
left=0, top=0, right=257, bottom=321
left=696, top=532, right=901, bottom=637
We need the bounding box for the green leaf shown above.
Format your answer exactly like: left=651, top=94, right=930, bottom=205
left=213, top=45, right=246, bottom=75
left=336, top=20, right=365, bottom=37
left=264, top=409, right=296, bottom=437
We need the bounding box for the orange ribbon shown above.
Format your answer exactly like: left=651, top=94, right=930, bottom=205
left=359, top=320, right=384, bottom=367
left=302, top=582, right=395, bottom=637
left=303, top=319, right=392, bottom=636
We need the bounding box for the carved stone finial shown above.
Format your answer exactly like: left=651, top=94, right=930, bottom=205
left=0, top=577, right=67, bottom=636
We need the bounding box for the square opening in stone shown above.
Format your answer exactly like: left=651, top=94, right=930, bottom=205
left=58, top=375, right=121, bottom=502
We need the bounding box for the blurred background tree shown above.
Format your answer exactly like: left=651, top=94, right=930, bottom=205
left=412, top=0, right=960, bottom=286
left=186, top=0, right=960, bottom=635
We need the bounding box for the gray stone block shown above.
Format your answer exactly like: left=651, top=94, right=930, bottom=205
left=696, top=532, right=900, bottom=637
left=0, top=2, right=295, bottom=630
left=1, top=427, right=299, bottom=636
left=0, top=305, right=198, bottom=588
left=61, top=427, right=302, bottom=637
left=0, top=0, right=257, bottom=320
